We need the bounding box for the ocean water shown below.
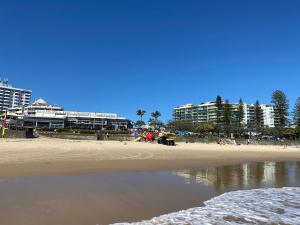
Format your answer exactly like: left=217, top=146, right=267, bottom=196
left=115, top=187, right=300, bottom=225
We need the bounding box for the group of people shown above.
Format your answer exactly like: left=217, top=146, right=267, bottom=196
left=131, top=130, right=159, bottom=143
left=143, top=131, right=155, bottom=142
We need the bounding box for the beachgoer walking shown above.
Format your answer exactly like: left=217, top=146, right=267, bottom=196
left=247, top=139, right=250, bottom=145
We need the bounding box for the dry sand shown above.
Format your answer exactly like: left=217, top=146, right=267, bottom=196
left=0, top=137, right=300, bottom=178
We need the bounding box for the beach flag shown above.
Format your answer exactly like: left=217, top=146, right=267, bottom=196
left=1, top=127, right=5, bottom=138
left=1, top=111, right=7, bottom=138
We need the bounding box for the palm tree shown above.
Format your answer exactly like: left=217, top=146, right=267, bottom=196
left=151, top=111, right=161, bottom=120
left=136, top=109, right=146, bottom=122
left=151, top=111, right=161, bottom=129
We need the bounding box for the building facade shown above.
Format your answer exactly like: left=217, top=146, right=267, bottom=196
left=173, top=101, right=277, bottom=128
left=0, top=80, right=31, bottom=114
left=173, top=101, right=241, bottom=125
left=7, top=99, right=131, bottom=130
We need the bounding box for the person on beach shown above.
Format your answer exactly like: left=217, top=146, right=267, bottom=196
left=149, top=132, right=154, bottom=142
left=96, top=130, right=103, bottom=141
left=247, top=139, right=250, bottom=145
left=145, top=132, right=149, bottom=142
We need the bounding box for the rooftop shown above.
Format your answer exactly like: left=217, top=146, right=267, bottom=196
left=0, top=80, right=32, bottom=92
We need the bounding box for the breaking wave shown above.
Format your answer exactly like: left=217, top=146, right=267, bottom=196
left=114, top=187, right=300, bottom=225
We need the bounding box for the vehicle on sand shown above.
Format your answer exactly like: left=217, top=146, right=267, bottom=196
left=157, top=132, right=176, bottom=146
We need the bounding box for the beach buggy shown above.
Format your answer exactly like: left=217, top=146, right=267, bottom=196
left=157, top=132, right=176, bottom=146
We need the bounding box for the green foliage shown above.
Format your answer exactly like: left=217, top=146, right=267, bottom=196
left=150, top=110, right=162, bottom=128
left=223, top=99, right=232, bottom=122
left=151, top=110, right=161, bottom=119
left=167, top=120, right=195, bottom=132
left=271, top=90, right=289, bottom=128
left=261, top=127, right=276, bottom=136
left=136, top=109, right=146, bottom=121
left=282, top=128, right=296, bottom=139
left=237, top=98, right=245, bottom=126
left=135, top=120, right=145, bottom=128
left=148, top=118, right=164, bottom=128
left=231, top=125, right=245, bottom=138
left=80, top=130, right=95, bottom=135
left=293, top=97, right=300, bottom=126
left=215, top=95, right=223, bottom=124
left=195, top=123, right=216, bottom=134
left=295, top=126, right=300, bottom=138
left=254, top=100, right=262, bottom=129
left=56, top=128, right=72, bottom=133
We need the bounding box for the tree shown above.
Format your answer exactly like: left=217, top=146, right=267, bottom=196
left=215, top=95, right=223, bottom=124
left=195, top=123, right=216, bottom=135
left=254, top=100, right=262, bottom=130
left=149, top=118, right=164, bottom=128
left=135, top=120, right=145, bottom=128
left=282, top=128, right=296, bottom=140
left=261, top=127, right=275, bottom=137
left=150, top=110, right=162, bottom=129
left=136, top=109, right=146, bottom=122
left=223, top=99, right=232, bottom=135
left=271, top=90, right=289, bottom=128
left=151, top=111, right=161, bottom=120
left=166, top=120, right=195, bottom=132
left=293, top=97, right=300, bottom=127
left=295, top=126, right=300, bottom=139
left=237, top=98, right=245, bottom=126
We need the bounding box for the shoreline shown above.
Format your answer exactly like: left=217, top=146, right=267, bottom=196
left=1, top=137, right=300, bottom=178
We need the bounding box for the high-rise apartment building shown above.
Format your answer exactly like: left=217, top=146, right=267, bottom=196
left=173, top=101, right=277, bottom=128
left=0, top=80, right=31, bottom=114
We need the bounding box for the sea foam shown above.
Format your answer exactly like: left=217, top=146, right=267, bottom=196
left=114, top=187, right=300, bottom=225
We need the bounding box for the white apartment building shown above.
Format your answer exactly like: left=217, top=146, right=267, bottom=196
left=0, top=80, right=31, bottom=114
left=173, top=101, right=277, bottom=128
left=261, top=105, right=275, bottom=128
left=173, top=101, right=219, bottom=124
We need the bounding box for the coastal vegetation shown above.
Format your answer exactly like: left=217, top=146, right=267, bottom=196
left=135, top=109, right=146, bottom=128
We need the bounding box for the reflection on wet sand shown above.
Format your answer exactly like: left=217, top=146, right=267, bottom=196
left=174, top=162, right=300, bottom=190
left=0, top=161, right=299, bottom=225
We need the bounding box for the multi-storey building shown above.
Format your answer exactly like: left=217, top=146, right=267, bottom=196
left=7, top=98, right=132, bottom=130
left=173, top=102, right=219, bottom=124
left=0, top=80, right=31, bottom=114
left=173, top=101, right=277, bottom=128
left=173, top=101, right=240, bottom=124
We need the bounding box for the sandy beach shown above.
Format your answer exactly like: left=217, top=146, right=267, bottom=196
left=0, top=137, right=300, bottom=178
left=1, top=137, right=300, bottom=225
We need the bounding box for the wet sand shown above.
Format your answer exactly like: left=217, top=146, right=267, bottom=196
left=0, top=162, right=299, bottom=225
left=0, top=137, right=300, bottom=178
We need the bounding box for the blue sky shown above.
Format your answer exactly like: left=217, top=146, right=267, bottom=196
left=1, top=0, right=300, bottom=122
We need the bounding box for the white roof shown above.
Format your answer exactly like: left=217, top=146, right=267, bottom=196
left=33, top=98, right=47, bottom=105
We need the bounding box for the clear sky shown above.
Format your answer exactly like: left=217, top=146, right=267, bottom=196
left=1, top=0, right=299, bottom=122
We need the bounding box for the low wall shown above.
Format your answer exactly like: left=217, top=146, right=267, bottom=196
left=42, top=133, right=133, bottom=141
left=4, top=129, right=35, bottom=139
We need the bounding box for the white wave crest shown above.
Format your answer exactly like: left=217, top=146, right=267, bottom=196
left=114, top=187, right=300, bottom=225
